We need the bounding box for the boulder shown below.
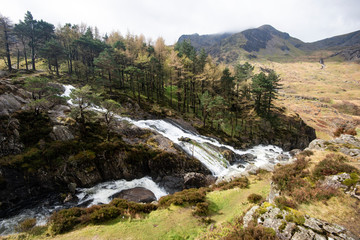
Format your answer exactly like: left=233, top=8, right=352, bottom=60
left=321, top=173, right=350, bottom=189
left=276, top=154, right=290, bottom=161
left=243, top=202, right=357, bottom=240
left=0, top=93, right=26, bottom=116
left=159, top=176, right=184, bottom=194
left=50, top=125, right=74, bottom=141
left=111, top=187, right=156, bottom=203
left=238, top=153, right=257, bottom=162
left=178, top=136, right=191, bottom=142
left=184, top=172, right=209, bottom=189
left=308, top=139, right=326, bottom=150
left=48, top=105, right=71, bottom=124
left=334, top=134, right=360, bottom=148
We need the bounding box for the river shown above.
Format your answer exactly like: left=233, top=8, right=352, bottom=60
left=0, top=84, right=290, bottom=235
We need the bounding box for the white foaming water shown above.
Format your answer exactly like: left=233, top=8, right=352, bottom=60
left=60, top=84, right=289, bottom=176
left=115, top=118, right=289, bottom=176
left=61, top=84, right=75, bottom=105
left=0, top=84, right=290, bottom=236
left=0, top=177, right=167, bottom=236
left=76, top=177, right=168, bottom=206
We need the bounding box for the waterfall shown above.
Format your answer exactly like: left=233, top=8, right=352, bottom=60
left=0, top=84, right=290, bottom=235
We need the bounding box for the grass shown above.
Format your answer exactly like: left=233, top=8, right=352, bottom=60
left=298, top=193, right=360, bottom=237
left=2, top=176, right=271, bottom=240
left=250, top=61, right=360, bottom=139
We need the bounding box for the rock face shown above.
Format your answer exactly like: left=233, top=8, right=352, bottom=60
left=321, top=173, right=350, bottom=189
left=50, top=125, right=74, bottom=141
left=0, top=117, right=24, bottom=157
left=0, top=79, right=31, bottom=117
left=244, top=203, right=357, bottom=240
left=307, top=134, right=360, bottom=157
left=111, top=187, right=156, bottom=203
left=183, top=172, right=215, bottom=189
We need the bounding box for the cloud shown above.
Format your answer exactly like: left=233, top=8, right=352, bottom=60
left=1, top=0, right=359, bottom=44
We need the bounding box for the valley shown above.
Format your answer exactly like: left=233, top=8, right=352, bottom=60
left=0, top=9, right=360, bottom=240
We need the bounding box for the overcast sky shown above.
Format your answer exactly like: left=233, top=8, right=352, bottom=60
left=2, top=0, right=360, bottom=45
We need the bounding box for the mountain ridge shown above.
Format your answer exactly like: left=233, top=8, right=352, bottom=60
left=177, top=25, right=360, bottom=63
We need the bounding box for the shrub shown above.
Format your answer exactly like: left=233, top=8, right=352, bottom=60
left=68, top=150, right=96, bottom=164
left=297, top=150, right=313, bottom=157
left=224, top=221, right=278, bottom=240
left=193, top=202, right=210, bottom=216
left=158, top=188, right=208, bottom=208
left=274, top=196, right=297, bottom=209
left=16, top=218, right=36, bottom=232
left=50, top=199, right=158, bottom=235
left=278, top=221, right=287, bottom=232
left=247, top=193, right=263, bottom=204
left=311, top=185, right=338, bottom=201
left=332, top=101, right=360, bottom=117
left=272, top=158, right=308, bottom=192
left=312, top=153, right=358, bottom=179
left=215, top=177, right=249, bottom=190
left=50, top=208, right=85, bottom=234
left=90, top=206, right=121, bottom=223
left=342, top=173, right=359, bottom=187
left=285, top=210, right=305, bottom=225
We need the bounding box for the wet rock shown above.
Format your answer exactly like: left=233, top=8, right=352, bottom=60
left=184, top=172, right=208, bottom=189
left=64, top=193, right=78, bottom=203
left=239, top=153, right=257, bottom=162
left=178, top=136, right=191, bottom=142
left=111, top=187, right=156, bottom=203
left=159, top=176, right=184, bottom=194
left=50, top=125, right=74, bottom=141
left=276, top=154, right=290, bottom=161
left=289, top=149, right=301, bottom=157
left=68, top=182, right=77, bottom=194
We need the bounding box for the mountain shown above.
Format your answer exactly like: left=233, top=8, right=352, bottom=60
left=177, top=25, right=360, bottom=63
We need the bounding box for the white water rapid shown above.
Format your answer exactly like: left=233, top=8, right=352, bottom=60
left=0, top=84, right=290, bottom=235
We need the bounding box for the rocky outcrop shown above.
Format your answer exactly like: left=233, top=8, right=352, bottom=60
left=111, top=187, right=156, bottom=203
left=0, top=117, right=24, bottom=157
left=0, top=79, right=31, bottom=117
left=321, top=173, right=350, bottom=189
left=244, top=203, right=357, bottom=240
left=50, top=125, right=74, bottom=141
left=307, top=135, right=360, bottom=157
left=184, top=172, right=215, bottom=189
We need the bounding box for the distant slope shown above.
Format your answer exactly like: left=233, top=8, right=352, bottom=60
left=178, top=25, right=360, bottom=63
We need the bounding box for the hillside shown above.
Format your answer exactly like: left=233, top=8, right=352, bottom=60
left=178, top=25, right=360, bottom=63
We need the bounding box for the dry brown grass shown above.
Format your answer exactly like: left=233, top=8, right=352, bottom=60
left=250, top=61, right=360, bottom=139
left=298, top=193, right=360, bottom=237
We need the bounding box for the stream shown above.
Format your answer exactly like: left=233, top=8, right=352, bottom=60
left=0, top=84, right=290, bottom=235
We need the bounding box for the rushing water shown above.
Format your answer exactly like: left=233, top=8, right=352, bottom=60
left=0, top=84, right=289, bottom=235
left=0, top=177, right=167, bottom=235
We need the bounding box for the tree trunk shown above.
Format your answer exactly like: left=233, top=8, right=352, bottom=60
left=17, top=48, right=20, bottom=69
left=31, top=39, right=36, bottom=70
left=55, top=58, right=59, bottom=76
left=3, top=24, right=12, bottom=71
